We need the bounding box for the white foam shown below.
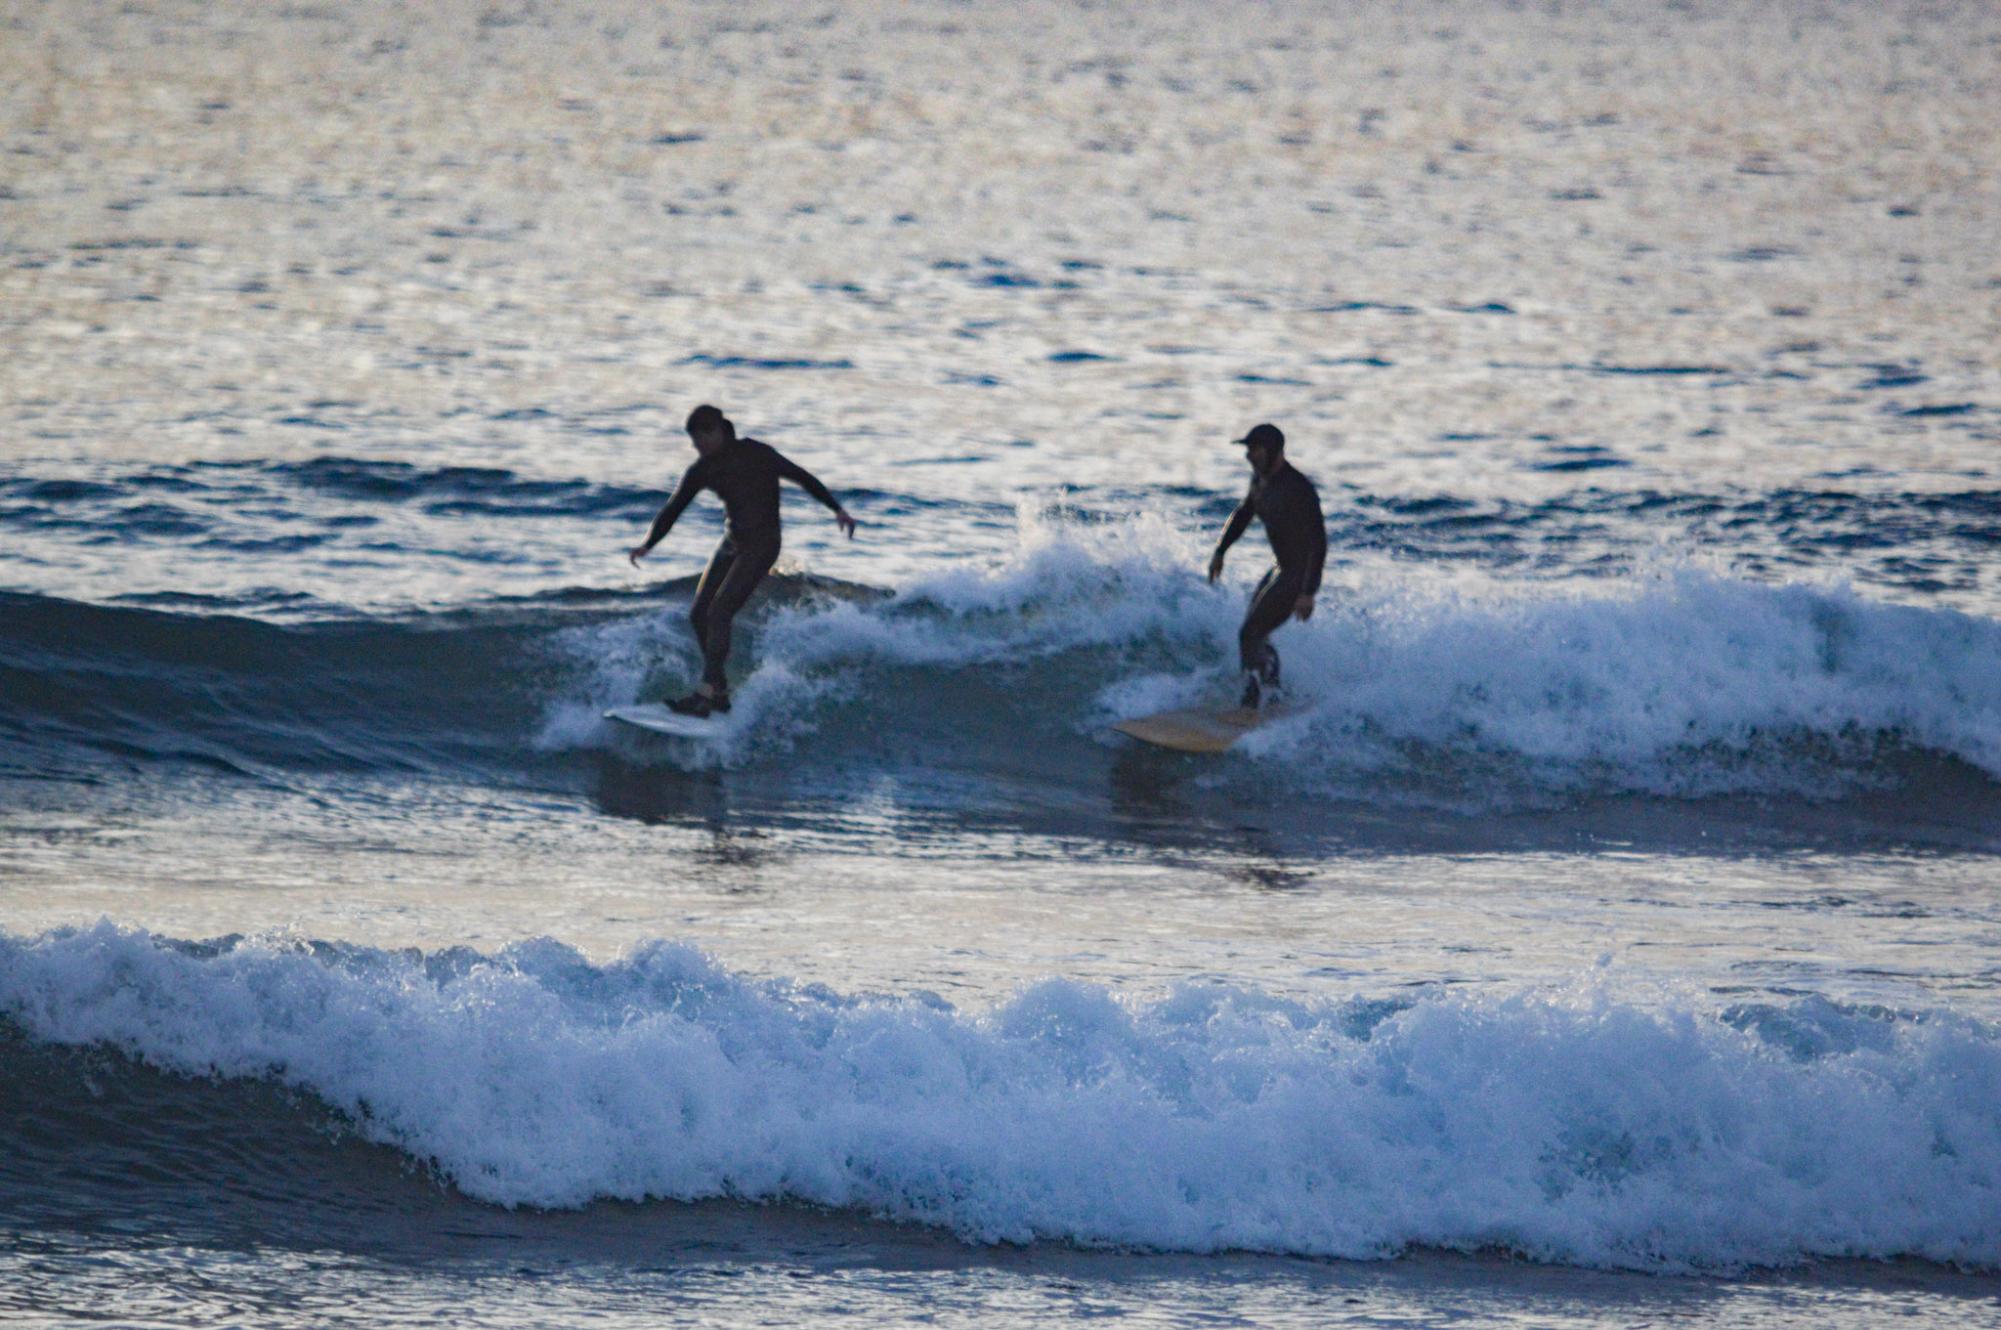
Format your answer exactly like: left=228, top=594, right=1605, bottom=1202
left=765, top=506, right=1230, bottom=666
left=533, top=609, right=691, bottom=751
left=532, top=605, right=841, bottom=769
left=535, top=508, right=1231, bottom=768
left=1235, top=565, right=2001, bottom=796
left=5, top=923, right=1998, bottom=1273
left=540, top=512, right=2001, bottom=794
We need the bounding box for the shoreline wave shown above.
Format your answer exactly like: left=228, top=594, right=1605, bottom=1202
left=3, top=923, right=1997, bottom=1274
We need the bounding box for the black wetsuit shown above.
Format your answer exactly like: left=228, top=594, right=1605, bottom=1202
left=642, top=438, right=843, bottom=690
left=1213, top=462, right=1327, bottom=686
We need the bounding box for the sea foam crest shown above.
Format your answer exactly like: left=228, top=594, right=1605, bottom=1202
left=4, top=923, right=1998, bottom=1273
left=1232, top=566, right=2001, bottom=795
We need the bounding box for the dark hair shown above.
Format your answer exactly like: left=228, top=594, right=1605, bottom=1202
left=686, top=404, right=732, bottom=436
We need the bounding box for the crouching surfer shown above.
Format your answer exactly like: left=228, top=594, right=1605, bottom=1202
left=628, top=404, right=856, bottom=717
left=1206, top=423, right=1326, bottom=709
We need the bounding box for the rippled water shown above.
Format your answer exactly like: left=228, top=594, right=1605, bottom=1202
left=3, top=2, right=2000, bottom=1326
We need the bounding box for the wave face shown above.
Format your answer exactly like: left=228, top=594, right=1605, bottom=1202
left=3, top=924, right=1997, bottom=1273
left=6, top=507, right=2001, bottom=824
left=0, top=588, right=563, bottom=782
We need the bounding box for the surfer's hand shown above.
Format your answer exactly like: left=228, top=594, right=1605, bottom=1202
left=835, top=509, right=857, bottom=539
left=1207, top=551, right=1225, bottom=584
left=1294, top=593, right=1315, bottom=621
left=628, top=544, right=650, bottom=567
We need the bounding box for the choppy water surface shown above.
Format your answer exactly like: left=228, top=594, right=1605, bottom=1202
left=3, top=2, right=2000, bottom=1326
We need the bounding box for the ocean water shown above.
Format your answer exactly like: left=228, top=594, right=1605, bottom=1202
left=4, top=1, right=2001, bottom=1325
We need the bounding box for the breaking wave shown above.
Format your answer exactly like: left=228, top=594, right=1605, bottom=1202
left=3, top=923, right=1997, bottom=1274
left=5, top=509, right=1999, bottom=817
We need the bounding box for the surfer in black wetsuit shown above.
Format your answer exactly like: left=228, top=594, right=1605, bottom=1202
left=629, top=404, right=855, bottom=717
left=1207, top=423, right=1326, bottom=709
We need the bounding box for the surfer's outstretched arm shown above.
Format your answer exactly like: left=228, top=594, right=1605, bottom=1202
left=773, top=452, right=857, bottom=538
left=1208, top=493, right=1255, bottom=582
left=630, top=460, right=708, bottom=564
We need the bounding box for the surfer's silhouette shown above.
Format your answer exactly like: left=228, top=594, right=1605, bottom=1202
left=1207, top=423, right=1326, bottom=708
left=629, top=404, right=855, bottom=716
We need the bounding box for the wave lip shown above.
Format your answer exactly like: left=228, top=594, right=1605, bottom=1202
left=3, top=924, right=1998, bottom=1274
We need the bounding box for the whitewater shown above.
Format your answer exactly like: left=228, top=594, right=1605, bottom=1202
left=6, top=923, right=2000, bottom=1274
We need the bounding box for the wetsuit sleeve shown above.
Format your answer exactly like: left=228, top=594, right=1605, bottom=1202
left=771, top=450, right=844, bottom=514
left=642, top=458, right=707, bottom=548
left=1214, top=489, right=1255, bottom=556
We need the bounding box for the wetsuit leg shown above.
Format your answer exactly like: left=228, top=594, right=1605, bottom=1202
left=1239, top=565, right=1303, bottom=703
left=696, top=541, right=779, bottom=690
left=688, top=538, right=739, bottom=661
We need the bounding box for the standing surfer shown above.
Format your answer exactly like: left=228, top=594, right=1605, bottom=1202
left=629, top=404, right=856, bottom=717
left=1207, top=423, right=1326, bottom=709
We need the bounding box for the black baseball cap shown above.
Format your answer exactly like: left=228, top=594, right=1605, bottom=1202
left=1234, top=423, right=1284, bottom=449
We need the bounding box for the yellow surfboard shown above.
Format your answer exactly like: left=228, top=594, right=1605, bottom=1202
left=1112, top=706, right=1274, bottom=754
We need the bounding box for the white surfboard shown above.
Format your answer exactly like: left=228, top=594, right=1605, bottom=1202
left=604, top=704, right=730, bottom=740
left=1112, top=705, right=1280, bottom=754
